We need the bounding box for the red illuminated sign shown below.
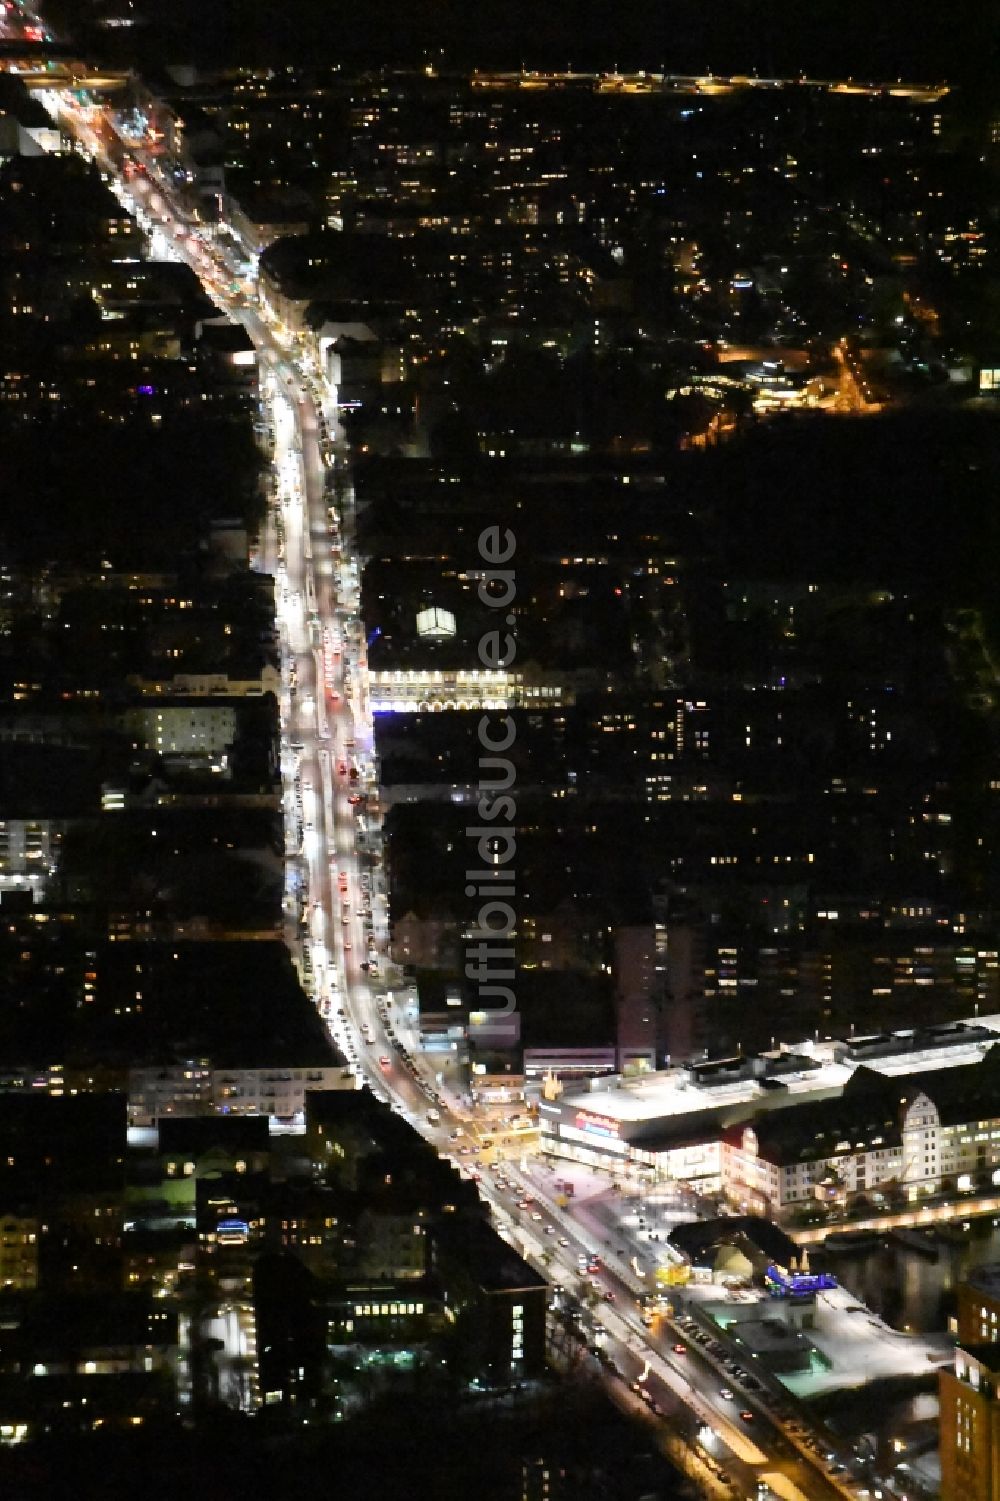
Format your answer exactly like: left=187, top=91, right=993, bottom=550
left=574, top=1111, right=621, bottom=1138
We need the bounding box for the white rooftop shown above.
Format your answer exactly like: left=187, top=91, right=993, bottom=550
left=780, top=1283, right=952, bottom=1396
left=561, top=1015, right=1000, bottom=1128
left=568, top=1057, right=852, bottom=1126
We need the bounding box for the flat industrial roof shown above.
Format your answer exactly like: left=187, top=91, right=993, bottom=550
left=556, top=1016, right=1000, bottom=1128
left=560, top=1056, right=850, bottom=1126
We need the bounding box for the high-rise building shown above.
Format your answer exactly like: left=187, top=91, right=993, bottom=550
left=958, top=1268, right=1000, bottom=1346
left=940, top=1344, right=1000, bottom=1501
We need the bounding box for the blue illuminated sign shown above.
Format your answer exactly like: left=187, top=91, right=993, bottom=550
left=764, top=1264, right=837, bottom=1297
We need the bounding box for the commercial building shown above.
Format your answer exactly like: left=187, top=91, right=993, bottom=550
left=539, top=1035, right=854, bottom=1185
left=539, top=1018, right=1000, bottom=1212
left=367, top=666, right=566, bottom=713
left=724, top=1046, right=1000, bottom=1218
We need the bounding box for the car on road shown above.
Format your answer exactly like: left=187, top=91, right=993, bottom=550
left=740, top=1411, right=754, bottom=1423
left=558, top=1237, right=570, bottom=1248
left=672, top=1343, right=687, bottom=1354
left=379, top=1056, right=391, bottom=1071
left=720, top=1389, right=734, bottom=1401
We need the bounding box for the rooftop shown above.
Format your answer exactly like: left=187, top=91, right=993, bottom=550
left=558, top=1016, right=1000, bottom=1130
left=958, top=1344, right=1000, bottom=1374
left=157, top=1115, right=271, bottom=1156
left=965, top=1265, right=1000, bottom=1300
left=565, top=1053, right=851, bottom=1127
left=668, top=1215, right=797, bottom=1269
left=437, top=1218, right=548, bottom=1295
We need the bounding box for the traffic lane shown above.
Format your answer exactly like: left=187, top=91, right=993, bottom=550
left=78, top=95, right=837, bottom=1496
left=339, top=966, right=419, bottom=1104
left=604, top=1342, right=758, bottom=1473
left=674, top=1346, right=838, bottom=1496
left=646, top=1321, right=790, bottom=1444
left=346, top=978, right=438, bottom=1110
left=645, top=1321, right=849, bottom=1496
left=647, top=1323, right=770, bottom=1417
left=130, top=137, right=400, bottom=1100
left=503, top=1170, right=828, bottom=1482
left=641, top=1313, right=848, bottom=1500
left=64, top=95, right=366, bottom=1044
left=546, top=1279, right=772, bottom=1477
left=536, top=1193, right=832, bottom=1485
left=600, top=1318, right=769, bottom=1474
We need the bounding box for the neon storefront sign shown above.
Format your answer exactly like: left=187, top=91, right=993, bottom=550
left=575, top=1111, right=621, bottom=1138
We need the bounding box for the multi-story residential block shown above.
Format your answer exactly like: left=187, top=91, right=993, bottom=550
left=940, top=1344, right=1000, bottom=1501
left=723, top=1051, right=1000, bottom=1217
left=119, top=699, right=238, bottom=759
left=125, top=667, right=281, bottom=699
left=959, top=1267, right=1000, bottom=1346
left=0, top=1213, right=38, bottom=1292
left=128, top=1062, right=355, bottom=1126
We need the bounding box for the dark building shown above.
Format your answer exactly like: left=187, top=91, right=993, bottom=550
left=0, top=1094, right=128, bottom=1293
left=157, top=1115, right=272, bottom=1180
left=433, top=1219, right=547, bottom=1386
left=253, top=1252, right=326, bottom=1408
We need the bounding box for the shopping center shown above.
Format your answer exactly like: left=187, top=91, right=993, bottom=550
left=537, top=1016, right=1000, bottom=1204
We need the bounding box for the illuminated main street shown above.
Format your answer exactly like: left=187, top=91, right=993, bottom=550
left=10, top=19, right=897, bottom=1495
